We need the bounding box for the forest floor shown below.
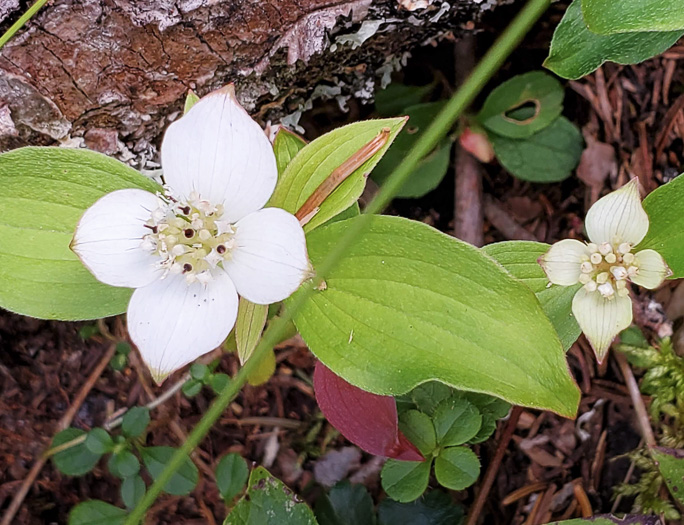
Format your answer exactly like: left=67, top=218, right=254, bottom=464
left=1, top=4, right=684, bottom=524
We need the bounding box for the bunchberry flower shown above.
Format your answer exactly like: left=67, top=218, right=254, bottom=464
left=72, top=86, right=311, bottom=382
left=539, top=179, right=670, bottom=362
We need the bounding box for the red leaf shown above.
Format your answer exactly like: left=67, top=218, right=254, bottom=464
left=314, top=362, right=423, bottom=461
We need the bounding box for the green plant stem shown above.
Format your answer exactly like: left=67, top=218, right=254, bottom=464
left=0, top=0, right=50, bottom=49
left=125, top=0, right=550, bottom=521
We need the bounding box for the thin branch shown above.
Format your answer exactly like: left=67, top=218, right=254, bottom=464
left=466, top=406, right=523, bottom=525
left=616, top=350, right=656, bottom=447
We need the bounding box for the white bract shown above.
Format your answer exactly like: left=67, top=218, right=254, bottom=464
left=72, top=86, right=311, bottom=383
left=539, top=178, right=670, bottom=362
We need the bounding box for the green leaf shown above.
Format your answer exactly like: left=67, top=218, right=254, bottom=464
left=371, top=102, right=452, bottom=198
left=268, top=118, right=406, bottom=231
left=225, top=466, right=318, bottom=525
left=482, top=241, right=582, bottom=350
left=433, top=397, right=482, bottom=448
left=381, top=459, right=432, bottom=503
left=52, top=428, right=102, bottom=477
left=637, top=174, right=684, bottom=278
left=108, top=450, right=140, bottom=479
left=464, top=393, right=510, bottom=444
left=182, top=379, right=203, bottom=397
left=216, top=453, right=249, bottom=501
left=544, top=0, right=684, bottom=80
left=490, top=117, right=583, bottom=183
left=141, top=446, right=198, bottom=496
left=211, top=373, right=231, bottom=394
left=121, top=474, right=146, bottom=509
left=290, top=215, right=580, bottom=417
left=115, top=342, right=131, bottom=356
left=314, top=482, right=376, bottom=525
left=0, top=147, right=160, bottom=320
left=274, top=128, right=307, bottom=176
left=651, top=447, right=684, bottom=505
left=190, top=362, right=209, bottom=381
left=68, top=500, right=127, bottom=525
left=477, top=72, right=564, bottom=139
left=375, top=82, right=435, bottom=117
left=433, top=446, right=480, bottom=491
left=236, top=298, right=268, bottom=365
left=410, top=382, right=453, bottom=416
left=582, top=0, right=684, bottom=34
left=378, top=491, right=464, bottom=525
left=85, top=428, right=114, bottom=455
left=184, top=91, right=200, bottom=114
left=398, top=410, right=437, bottom=457
left=122, top=407, right=150, bottom=438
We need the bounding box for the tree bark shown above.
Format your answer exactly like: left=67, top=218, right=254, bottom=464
left=0, top=0, right=509, bottom=162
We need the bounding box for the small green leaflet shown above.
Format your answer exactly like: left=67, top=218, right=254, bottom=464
left=582, top=0, right=684, bottom=34
left=273, top=128, right=306, bottom=177
left=122, top=406, right=150, bottom=438
left=290, top=215, right=580, bottom=417
left=433, top=446, right=480, bottom=491
left=225, top=467, right=318, bottom=525
left=0, top=147, right=160, bottom=320
left=398, top=410, right=437, bottom=457
left=432, top=397, right=482, bottom=447
left=215, top=453, right=249, bottom=501
left=121, top=475, right=146, bottom=509
left=637, top=174, right=684, bottom=278
left=477, top=72, right=564, bottom=139
left=268, top=118, right=406, bottom=231
left=140, top=446, right=198, bottom=496
left=68, top=500, right=127, bottom=525
left=52, top=428, right=102, bottom=477
left=544, top=0, right=684, bottom=80
left=381, top=460, right=432, bottom=503
left=490, top=117, right=583, bottom=183
left=482, top=241, right=581, bottom=351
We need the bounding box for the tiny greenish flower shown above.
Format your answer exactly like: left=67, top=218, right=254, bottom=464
left=539, top=178, right=671, bottom=363
left=71, top=85, right=311, bottom=384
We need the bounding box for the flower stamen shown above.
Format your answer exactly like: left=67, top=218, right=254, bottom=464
left=573, top=240, right=644, bottom=299
left=142, top=190, right=236, bottom=284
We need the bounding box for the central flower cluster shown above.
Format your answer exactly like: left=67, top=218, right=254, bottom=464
left=141, top=191, right=235, bottom=284
left=577, top=241, right=638, bottom=299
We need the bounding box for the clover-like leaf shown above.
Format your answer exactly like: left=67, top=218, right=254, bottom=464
left=433, top=446, right=480, bottom=491
left=477, top=72, right=564, bottom=139
left=381, top=459, right=432, bottom=503
left=490, top=117, right=583, bottom=183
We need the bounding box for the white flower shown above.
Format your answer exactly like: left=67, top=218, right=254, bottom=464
left=539, top=178, right=671, bottom=363
left=71, top=86, right=311, bottom=383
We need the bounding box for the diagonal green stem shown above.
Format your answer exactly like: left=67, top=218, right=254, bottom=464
left=0, top=0, right=50, bottom=50
left=125, top=0, right=550, bottom=521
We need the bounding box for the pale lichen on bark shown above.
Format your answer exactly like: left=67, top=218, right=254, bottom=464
left=0, top=0, right=510, bottom=163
